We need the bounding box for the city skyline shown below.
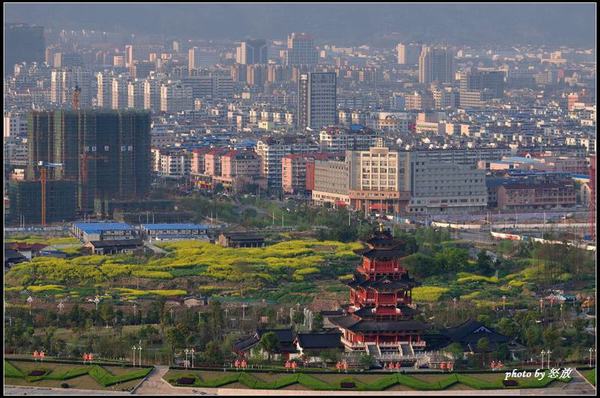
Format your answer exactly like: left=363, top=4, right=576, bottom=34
left=3, top=2, right=597, bottom=395
left=4, top=2, right=596, bottom=46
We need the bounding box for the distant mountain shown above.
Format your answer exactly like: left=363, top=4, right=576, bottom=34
left=4, top=3, right=596, bottom=47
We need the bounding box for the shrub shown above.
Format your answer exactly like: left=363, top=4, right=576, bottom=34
left=176, top=377, right=196, bottom=385
left=61, top=382, right=70, bottom=388
left=4, top=361, right=24, bottom=378
left=88, top=365, right=151, bottom=387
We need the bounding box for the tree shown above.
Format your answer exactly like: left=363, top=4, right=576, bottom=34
left=99, top=303, right=114, bottom=328
left=496, top=343, right=509, bottom=361
left=477, top=337, right=490, bottom=368
left=543, top=326, right=560, bottom=348
left=319, top=348, right=340, bottom=365
left=203, top=341, right=224, bottom=365
left=259, top=332, right=279, bottom=361
left=477, top=337, right=490, bottom=352
left=313, top=313, right=324, bottom=331
left=445, top=342, right=465, bottom=360
left=207, top=301, right=225, bottom=339
left=476, top=250, right=494, bottom=276
left=496, top=317, right=518, bottom=338
left=359, top=353, right=375, bottom=369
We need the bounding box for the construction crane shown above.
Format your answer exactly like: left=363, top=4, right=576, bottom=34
left=37, top=161, right=63, bottom=227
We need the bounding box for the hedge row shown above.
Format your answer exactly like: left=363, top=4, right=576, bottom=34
left=4, top=361, right=24, bottom=378
left=4, top=361, right=151, bottom=387
left=168, top=371, right=572, bottom=391
left=88, top=365, right=152, bottom=387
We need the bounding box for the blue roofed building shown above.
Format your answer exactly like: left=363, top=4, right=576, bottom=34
left=72, top=222, right=137, bottom=243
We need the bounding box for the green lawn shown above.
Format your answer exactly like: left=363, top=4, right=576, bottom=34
left=4, top=360, right=151, bottom=391
left=163, top=369, right=571, bottom=391
left=580, top=368, right=596, bottom=385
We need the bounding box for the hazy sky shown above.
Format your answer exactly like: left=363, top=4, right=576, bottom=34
left=4, top=2, right=597, bottom=46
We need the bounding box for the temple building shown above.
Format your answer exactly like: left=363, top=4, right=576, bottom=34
left=330, top=225, right=431, bottom=365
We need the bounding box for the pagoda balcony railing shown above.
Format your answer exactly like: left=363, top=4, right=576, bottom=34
left=341, top=338, right=425, bottom=349
left=341, top=336, right=365, bottom=349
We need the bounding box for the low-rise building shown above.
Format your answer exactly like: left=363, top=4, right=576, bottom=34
left=218, top=232, right=265, bottom=248
left=72, top=222, right=137, bottom=243
left=140, top=223, right=210, bottom=241
left=497, top=178, right=577, bottom=210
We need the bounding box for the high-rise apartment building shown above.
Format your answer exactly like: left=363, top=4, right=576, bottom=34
left=160, top=81, right=194, bottom=112
left=418, top=46, right=454, bottom=84
left=125, top=45, right=134, bottom=68
left=127, top=79, right=145, bottom=110
left=96, top=71, right=113, bottom=108
left=143, top=78, right=162, bottom=112
left=53, top=52, right=84, bottom=69
left=286, top=32, right=318, bottom=66
left=236, top=39, right=268, bottom=64
left=297, top=72, right=337, bottom=130
left=396, top=43, right=421, bottom=65
left=188, top=47, right=201, bottom=71
left=459, top=68, right=505, bottom=98
left=111, top=76, right=129, bottom=109
left=4, top=112, right=28, bottom=138
left=51, top=67, right=92, bottom=108
left=459, top=68, right=505, bottom=108
left=4, top=23, right=45, bottom=75
left=27, top=110, right=151, bottom=212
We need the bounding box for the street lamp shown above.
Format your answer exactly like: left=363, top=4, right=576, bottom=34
left=539, top=298, right=544, bottom=313
left=190, top=348, right=195, bottom=368
left=541, top=350, right=546, bottom=369
left=502, top=296, right=507, bottom=311
left=57, top=300, right=65, bottom=313
left=589, top=348, right=596, bottom=367
left=546, top=350, right=552, bottom=368
left=27, top=296, right=33, bottom=315
left=94, top=296, right=100, bottom=311
left=132, top=345, right=137, bottom=367
left=184, top=349, right=189, bottom=369
left=560, top=303, right=564, bottom=322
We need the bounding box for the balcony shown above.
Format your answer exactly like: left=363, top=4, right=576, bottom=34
left=340, top=336, right=365, bottom=349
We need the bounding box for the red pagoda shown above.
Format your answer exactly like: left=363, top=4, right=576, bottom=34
left=330, top=225, right=430, bottom=363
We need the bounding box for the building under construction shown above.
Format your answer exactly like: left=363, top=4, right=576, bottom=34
left=8, top=180, right=78, bottom=225
left=26, top=110, right=151, bottom=217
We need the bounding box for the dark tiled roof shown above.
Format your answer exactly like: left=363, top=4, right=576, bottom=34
left=443, top=319, right=509, bottom=347
left=296, top=332, right=342, bottom=350
left=330, top=315, right=430, bottom=332
left=5, top=249, right=28, bottom=263
left=348, top=274, right=419, bottom=291
left=257, top=328, right=294, bottom=344
left=233, top=334, right=259, bottom=352
left=352, top=305, right=418, bottom=319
